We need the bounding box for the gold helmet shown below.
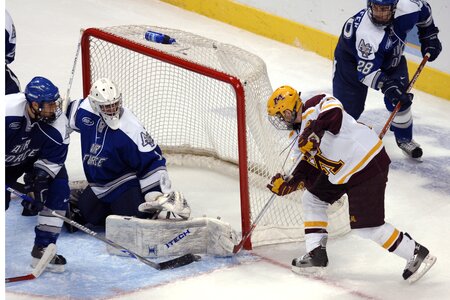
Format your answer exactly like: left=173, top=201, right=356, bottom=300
left=267, top=85, right=302, bottom=130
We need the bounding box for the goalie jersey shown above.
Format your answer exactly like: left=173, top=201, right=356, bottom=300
left=67, top=98, right=167, bottom=203
left=334, top=0, right=436, bottom=90
left=5, top=92, right=69, bottom=176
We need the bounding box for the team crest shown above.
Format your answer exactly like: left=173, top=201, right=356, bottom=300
left=9, top=122, right=21, bottom=130
left=82, top=116, right=95, bottom=126
left=141, top=131, right=155, bottom=147
left=273, top=94, right=285, bottom=105
left=358, top=39, right=373, bottom=59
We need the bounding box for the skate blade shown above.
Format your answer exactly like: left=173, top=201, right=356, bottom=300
left=401, top=151, right=423, bottom=163
left=291, top=265, right=327, bottom=277
left=407, top=254, right=436, bottom=284
left=31, top=257, right=65, bottom=273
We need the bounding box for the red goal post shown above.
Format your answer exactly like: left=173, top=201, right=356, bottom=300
left=80, top=25, right=349, bottom=250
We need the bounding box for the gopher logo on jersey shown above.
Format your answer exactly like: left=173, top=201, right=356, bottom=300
left=305, top=149, right=345, bottom=176
left=141, top=131, right=155, bottom=147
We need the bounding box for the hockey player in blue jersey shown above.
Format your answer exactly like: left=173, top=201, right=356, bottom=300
left=333, top=0, right=442, bottom=159
left=66, top=78, right=190, bottom=228
left=5, top=76, right=70, bottom=272
left=5, top=10, right=20, bottom=94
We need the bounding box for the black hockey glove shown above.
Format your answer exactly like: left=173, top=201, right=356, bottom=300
left=381, top=79, right=413, bottom=106
left=21, top=169, right=51, bottom=214
left=21, top=172, right=39, bottom=216
left=419, top=28, right=442, bottom=62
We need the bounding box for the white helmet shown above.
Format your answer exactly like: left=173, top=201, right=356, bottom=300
left=88, top=78, right=123, bottom=130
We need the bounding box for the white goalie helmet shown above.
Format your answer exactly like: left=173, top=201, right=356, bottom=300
left=88, top=78, right=123, bottom=130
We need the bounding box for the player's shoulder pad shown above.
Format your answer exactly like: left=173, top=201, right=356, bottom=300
left=304, top=94, right=326, bottom=110
left=355, top=11, right=385, bottom=61
left=5, top=92, right=27, bottom=117
left=67, top=98, right=92, bottom=131
left=396, top=0, right=423, bottom=18
left=119, top=108, right=157, bottom=152
left=319, top=94, right=344, bottom=112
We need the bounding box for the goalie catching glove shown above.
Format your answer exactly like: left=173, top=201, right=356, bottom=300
left=138, top=191, right=191, bottom=219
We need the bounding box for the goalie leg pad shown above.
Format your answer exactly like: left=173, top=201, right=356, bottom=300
left=105, top=216, right=238, bottom=257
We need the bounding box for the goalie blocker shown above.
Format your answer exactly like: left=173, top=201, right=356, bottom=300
left=106, top=216, right=238, bottom=257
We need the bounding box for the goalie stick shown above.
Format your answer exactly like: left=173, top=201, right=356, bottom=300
left=233, top=154, right=304, bottom=254
left=379, top=53, right=430, bottom=139
left=6, top=243, right=57, bottom=283
left=6, top=185, right=200, bottom=270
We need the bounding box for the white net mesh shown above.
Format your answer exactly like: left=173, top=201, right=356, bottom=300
left=82, top=25, right=349, bottom=248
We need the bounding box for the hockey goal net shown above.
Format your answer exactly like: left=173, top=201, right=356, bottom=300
left=80, top=25, right=349, bottom=249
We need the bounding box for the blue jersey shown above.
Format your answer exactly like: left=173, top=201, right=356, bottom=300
left=334, top=0, right=436, bottom=90
left=5, top=10, right=16, bottom=65
left=67, top=98, right=167, bottom=202
left=5, top=93, right=69, bottom=177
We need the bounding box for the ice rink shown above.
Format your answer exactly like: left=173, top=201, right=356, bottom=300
left=4, top=0, right=450, bottom=299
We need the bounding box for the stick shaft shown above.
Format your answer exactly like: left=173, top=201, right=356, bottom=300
left=379, top=53, right=430, bottom=139
left=233, top=154, right=303, bottom=253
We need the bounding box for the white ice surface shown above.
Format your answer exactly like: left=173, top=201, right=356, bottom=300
left=4, top=0, right=450, bottom=299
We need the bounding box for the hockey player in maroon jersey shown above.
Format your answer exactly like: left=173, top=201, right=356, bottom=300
left=266, top=85, right=435, bottom=283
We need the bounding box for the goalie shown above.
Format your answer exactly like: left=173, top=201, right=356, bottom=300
left=66, top=78, right=191, bottom=227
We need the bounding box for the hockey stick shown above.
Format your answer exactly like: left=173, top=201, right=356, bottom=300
left=6, top=185, right=200, bottom=270
left=233, top=153, right=304, bottom=254
left=378, top=53, right=430, bottom=139
left=6, top=243, right=57, bottom=283
left=61, top=29, right=83, bottom=114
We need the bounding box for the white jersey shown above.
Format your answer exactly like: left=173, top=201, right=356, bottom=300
left=300, top=94, right=383, bottom=184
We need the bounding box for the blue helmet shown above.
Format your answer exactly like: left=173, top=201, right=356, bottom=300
left=24, top=76, right=62, bottom=123
left=25, top=76, right=60, bottom=104
left=367, top=0, right=398, bottom=26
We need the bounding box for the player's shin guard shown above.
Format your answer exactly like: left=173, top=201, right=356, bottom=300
left=32, top=210, right=67, bottom=272
left=302, top=190, right=329, bottom=252
left=292, top=190, right=329, bottom=275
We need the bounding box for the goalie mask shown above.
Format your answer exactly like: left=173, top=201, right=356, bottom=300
left=88, top=78, right=123, bottom=130
left=267, top=85, right=303, bottom=130
left=367, top=0, right=398, bottom=26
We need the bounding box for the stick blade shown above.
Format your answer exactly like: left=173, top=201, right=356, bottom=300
left=158, top=253, right=201, bottom=270
left=31, top=243, right=57, bottom=278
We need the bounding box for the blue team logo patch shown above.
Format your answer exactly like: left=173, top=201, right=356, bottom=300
left=82, top=117, right=95, bottom=126
left=141, top=132, right=155, bottom=147
left=358, top=39, right=373, bottom=59
left=9, top=122, right=21, bottom=130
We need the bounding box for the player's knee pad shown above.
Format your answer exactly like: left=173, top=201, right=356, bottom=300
left=302, top=190, right=329, bottom=221
left=45, top=178, right=70, bottom=211
left=45, top=168, right=70, bottom=211
left=392, top=106, right=412, bottom=129
left=352, top=222, right=396, bottom=246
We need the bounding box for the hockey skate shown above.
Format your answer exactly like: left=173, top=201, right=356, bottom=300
left=291, top=236, right=328, bottom=275
left=402, top=234, right=436, bottom=283
left=397, top=139, right=423, bottom=161
left=31, top=244, right=66, bottom=273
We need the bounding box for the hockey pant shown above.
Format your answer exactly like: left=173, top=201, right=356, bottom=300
left=5, top=163, right=69, bottom=247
